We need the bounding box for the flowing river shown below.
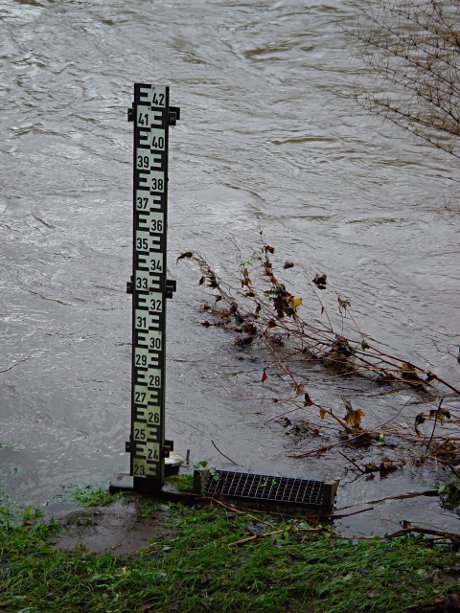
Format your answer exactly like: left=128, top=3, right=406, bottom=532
left=1, top=0, right=459, bottom=535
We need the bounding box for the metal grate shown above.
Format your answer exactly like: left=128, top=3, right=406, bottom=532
left=198, top=469, right=338, bottom=511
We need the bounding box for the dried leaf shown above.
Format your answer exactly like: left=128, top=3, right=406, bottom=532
left=414, top=412, right=426, bottom=435
left=312, top=273, right=327, bottom=289
left=379, top=460, right=398, bottom=475
left=344, top=400, right=365, bottom=427
left=235, top=335, right=253, bottom=348
left=199, top=276, right=205, bottom=286
left=294, top=383, right=305, bottom=396
left=241, top=267, right=251, bottom=288
left=291, top=297, right=303, bottom=310
left=343, top=397, right=353, bottom=413
left=242, top=322, right=257, bottom=335
left=440, top=410, right=451, bottom=424
left=176, top=251, right=193, bottom=262
left=304, top=392, right=313, bottom=407
left=401, top=362, right=423, bottom=383
left=429, top=407, right=451, bottom=425
left=208, top=275, right=219, bottom=289
left=319, top=407, right=327, bottom=420
left=338, top=295, right=351, bottom=315
left=364, top=463, right=377, bottom=473
left=261, top=368, right=268, bottom=383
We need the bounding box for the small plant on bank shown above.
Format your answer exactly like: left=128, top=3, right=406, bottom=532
left=165, top=473, right=195, bottom=493
left=68, top=484, right=125, bottom=508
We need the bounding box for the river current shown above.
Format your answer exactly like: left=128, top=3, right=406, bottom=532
left=1, top=0, right=459, bottom=535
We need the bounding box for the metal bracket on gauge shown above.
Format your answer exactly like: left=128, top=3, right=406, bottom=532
left=112, top=84, right=180, bottom=496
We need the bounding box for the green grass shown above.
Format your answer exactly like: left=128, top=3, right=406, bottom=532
left=58, top=484, right=126, bottom=508
left=164, top=473, right=194, bottom=492
left=0, top=498, right=459, bottom=612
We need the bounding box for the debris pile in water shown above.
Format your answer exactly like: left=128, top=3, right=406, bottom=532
left=179, top=241, right=460, bottom=479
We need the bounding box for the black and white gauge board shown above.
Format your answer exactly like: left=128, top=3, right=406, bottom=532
left=125, top=83, right=180, bottom=494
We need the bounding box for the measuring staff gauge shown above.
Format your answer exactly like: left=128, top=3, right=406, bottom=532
left=125, top=84, right=180, bottom=494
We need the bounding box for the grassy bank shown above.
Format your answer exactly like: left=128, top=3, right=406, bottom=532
left=0, top=490, right=459, bottom=613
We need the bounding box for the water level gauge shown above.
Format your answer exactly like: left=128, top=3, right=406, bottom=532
left=114, top=84, right=180, bottom=495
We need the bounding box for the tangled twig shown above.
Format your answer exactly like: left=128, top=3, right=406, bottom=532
left=178, top=245, right=460, bottom=473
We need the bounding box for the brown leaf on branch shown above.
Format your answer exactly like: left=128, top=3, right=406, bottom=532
left=414, top=412, right=427, bottom=436
left=338, top=295, right=351, bottom=316
left=241, top=267, right=251, bottom=288
left=207, top=275, right=219, bottom=289
left=401, top=362, right=424, bottom=384
left=344, top=408, right=365, bottom=428
left=242, top=322, right=257, bottom=335
left=235, top=335, right=253, bottom=348
left=313, top=273, right=327, bottom=289
left=429, top=407, right=451, bottom=425
left=365, top=459, right=401, bottom=476
left=177, top=251, right=194, bottom=262
left=294, top=383, right=305, bottom=396
left=343, top=398, right=365, bottom=428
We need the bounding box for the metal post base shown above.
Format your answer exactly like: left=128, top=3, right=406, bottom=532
left=110, top=453, right=183, bottom=495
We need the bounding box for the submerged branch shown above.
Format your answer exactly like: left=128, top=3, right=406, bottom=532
left=179, top=244, right=460, bottom=473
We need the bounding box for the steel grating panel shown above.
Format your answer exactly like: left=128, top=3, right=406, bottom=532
left=199, top=469, right=337, bottom=510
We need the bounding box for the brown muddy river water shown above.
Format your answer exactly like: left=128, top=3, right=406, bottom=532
left=1, top=0, right=459, bottom=536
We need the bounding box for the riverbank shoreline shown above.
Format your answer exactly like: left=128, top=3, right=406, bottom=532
left=1, top=484, right=459, bottom=613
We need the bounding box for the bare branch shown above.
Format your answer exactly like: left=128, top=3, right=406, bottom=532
left=347, top=0, right=460, bottom=158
